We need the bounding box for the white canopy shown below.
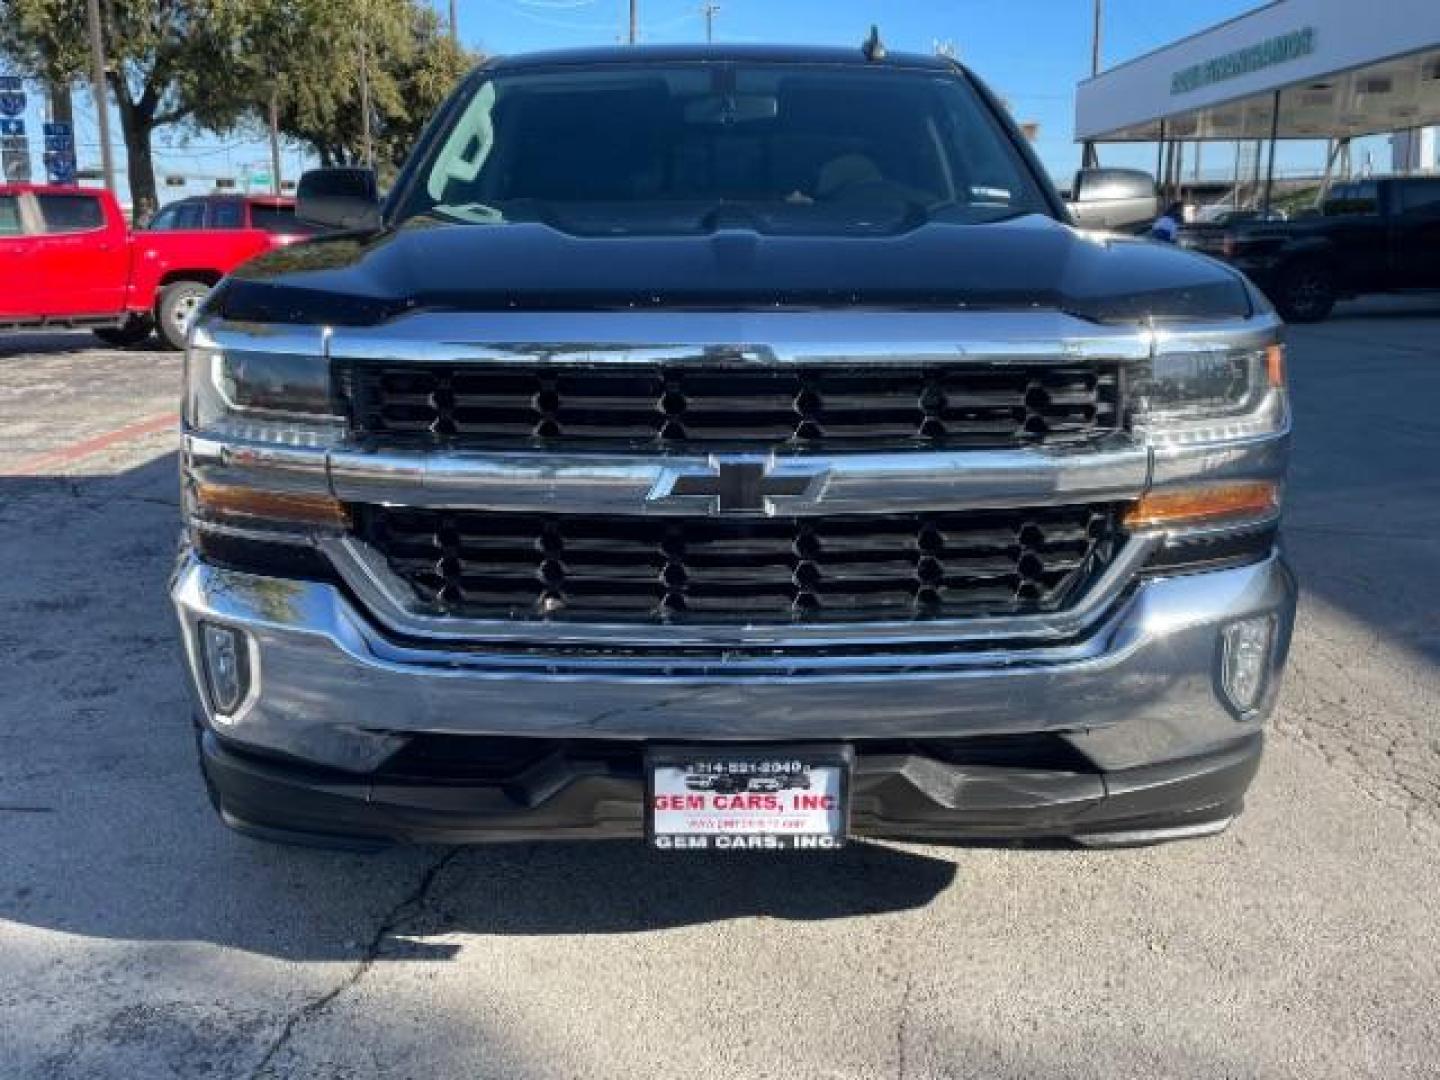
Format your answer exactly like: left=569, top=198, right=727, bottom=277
left=1076, top=0, right=1440, bottom=143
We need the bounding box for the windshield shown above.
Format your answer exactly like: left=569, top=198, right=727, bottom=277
left=395, top=62, right=1049, bottom=235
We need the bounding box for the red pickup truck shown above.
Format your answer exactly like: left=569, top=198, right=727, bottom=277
left=0, top=185, right=304, bottom=349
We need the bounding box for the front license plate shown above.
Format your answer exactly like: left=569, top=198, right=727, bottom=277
left=647, top=745, right=851, bottom=851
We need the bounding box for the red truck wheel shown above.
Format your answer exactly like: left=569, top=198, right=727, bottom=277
left=157, top=280, right=212, bottom=350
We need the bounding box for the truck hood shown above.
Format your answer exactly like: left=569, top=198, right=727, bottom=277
left=211, top=213, right=1256, bottom=327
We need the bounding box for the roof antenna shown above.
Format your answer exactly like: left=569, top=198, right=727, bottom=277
left=862, top=25, right=886, bottom=62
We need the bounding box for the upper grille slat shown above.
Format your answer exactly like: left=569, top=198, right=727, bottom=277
left=343, top=361, right=1123, bottom=449
left=358, top=505, right=1122, bottom=626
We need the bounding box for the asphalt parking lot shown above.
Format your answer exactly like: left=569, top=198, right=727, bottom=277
left=1, top=299, right=1438, bottom=1079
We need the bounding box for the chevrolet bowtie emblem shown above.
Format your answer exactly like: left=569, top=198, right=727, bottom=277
left=649, top=457, right=828, bottom=514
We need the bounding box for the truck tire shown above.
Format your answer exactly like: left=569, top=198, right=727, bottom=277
left=93, top=314, right=155, bottom=348
left=1272, top=263, right=1336, bottom=323
left=156, top=280, right=212, bottom=350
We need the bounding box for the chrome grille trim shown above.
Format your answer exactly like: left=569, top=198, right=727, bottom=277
left=187, top=312, right=1284, bottom=649
left=324, top=310, right=1162, bottom=366
left=327, top=442, right=1148, bottom=514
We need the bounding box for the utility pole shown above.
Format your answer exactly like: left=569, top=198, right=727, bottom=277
left=449, top=0, right=459, bottom=45
left=629, top=0, right=638, bottom=44
left=702, top=2, right=718, bottom=43
left=358, top=33, right=374, bottom=168
left=1081, top=0, right=1102, bottom=169
left=267, top=88, right=282, bottom=194
left=1090, top=0, right=1103, bottom=78
left=47, top=82, right=73, bottom=127
left=85, top=0, right=115, bottom=192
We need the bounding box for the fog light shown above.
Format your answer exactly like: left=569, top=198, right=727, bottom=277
left=1220, top=615, right=1275, bottom=714
left=200, top=622, right=250, bottom=716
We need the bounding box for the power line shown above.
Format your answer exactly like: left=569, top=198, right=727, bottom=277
left=484, top=0, right=617, bottom=33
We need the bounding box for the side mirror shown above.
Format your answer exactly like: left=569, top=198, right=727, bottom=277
left=1067, top=167, right=1159, bottom=233
left=296, top=167, right=381, bottom=231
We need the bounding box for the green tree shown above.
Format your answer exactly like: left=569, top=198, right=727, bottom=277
left=0, top=0, right=257, bottom=219
left=0, top=0, right=470, bottom=214
left=258, top=0, right=474, bottom=180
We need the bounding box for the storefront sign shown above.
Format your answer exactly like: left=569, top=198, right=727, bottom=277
left=1171, top=28, right=1316, bottom=95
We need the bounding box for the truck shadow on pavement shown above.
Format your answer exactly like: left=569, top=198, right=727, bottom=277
left=0, top=452, right=959, bottom=962
left=0, top=330, right=162, bottom=359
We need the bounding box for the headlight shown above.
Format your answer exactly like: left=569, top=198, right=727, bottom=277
left=1132, top=341, right=1286, bottom=446
left=184, top=334, right=342, bottom=448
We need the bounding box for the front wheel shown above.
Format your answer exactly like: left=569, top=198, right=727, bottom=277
left=156, top=280, right=212, bottom=350
left=1272, top=263, right=1336, bottom=323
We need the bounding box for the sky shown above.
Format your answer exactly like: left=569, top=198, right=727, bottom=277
left=3, top=0, right=1399, bottom=203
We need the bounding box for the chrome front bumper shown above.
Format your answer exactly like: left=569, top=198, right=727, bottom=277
left=173, top=549, right=1297, bottom=777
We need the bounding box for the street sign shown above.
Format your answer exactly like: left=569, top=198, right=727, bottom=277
left=44, top=149, right=76, bottom=183
left=1, top=96, right=28, bottom=183
left=0, top=74, right=29, bottom=175
left=43, top=121, right=72, bottom=153
left=0, top=75, right=25, bottom=119
left=2, top=147, right=32, bottom=183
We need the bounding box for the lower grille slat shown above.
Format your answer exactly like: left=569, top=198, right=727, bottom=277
left=358, top=505, right=1122, bottom=626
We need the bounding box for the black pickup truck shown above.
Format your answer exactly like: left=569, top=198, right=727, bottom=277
left=175, top=42, right=1296, bottom=852
left=1202, top=177, right=1440, bottom=321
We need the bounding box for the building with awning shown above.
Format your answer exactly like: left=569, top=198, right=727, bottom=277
left=1075, top=0, right=1440, bottom=206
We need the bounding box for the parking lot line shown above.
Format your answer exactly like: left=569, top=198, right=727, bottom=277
left=2, top=411, right=177, bottom=476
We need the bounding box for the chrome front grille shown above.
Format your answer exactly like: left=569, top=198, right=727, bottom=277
left=339, top=361, right=1123, bottom=449
left=356, top=505, right=1123, bottom=625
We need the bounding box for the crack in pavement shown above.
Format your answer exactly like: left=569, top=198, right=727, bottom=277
left=894, top=964, right=915, bottom=1080
left=855, top=845, right=922, bottom=1080
left=244, top=847, right=463, bottom=1079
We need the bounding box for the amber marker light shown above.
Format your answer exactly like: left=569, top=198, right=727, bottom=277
left=1265, top=344, right=1286, bottom=388
left=194, top=483, right=350, bottom=528
left=1123, top=481, right=1280, bottom=529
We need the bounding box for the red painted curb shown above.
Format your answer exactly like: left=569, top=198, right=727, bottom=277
left=3, top=412, right=178, bottom=476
